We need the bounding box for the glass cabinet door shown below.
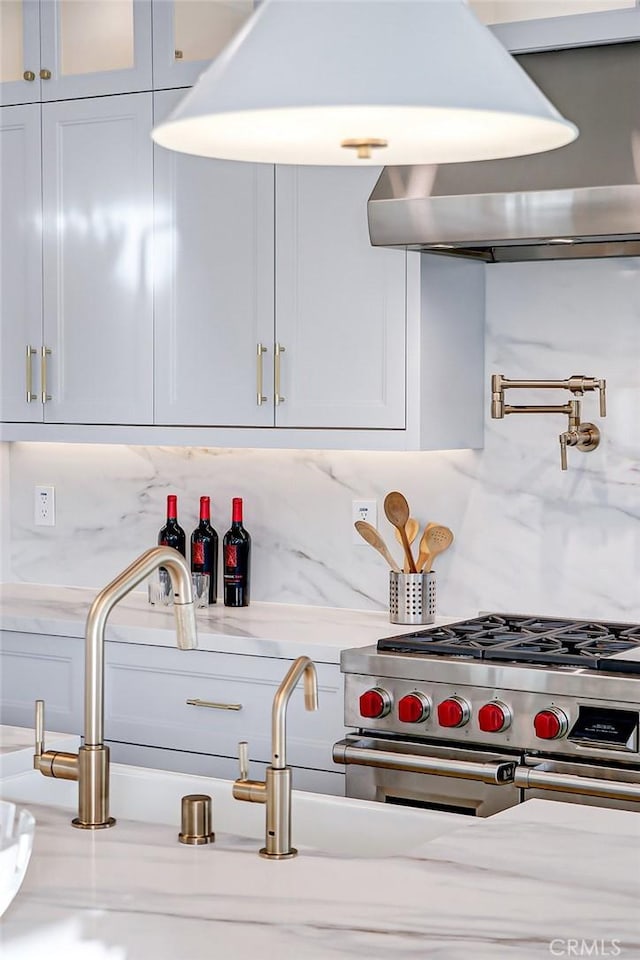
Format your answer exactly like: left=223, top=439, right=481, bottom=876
left=38, top=0, right=152, bottom=100
left=0, top=0, right=41, bottom=106
left=153, top=0, right=255, bottom=90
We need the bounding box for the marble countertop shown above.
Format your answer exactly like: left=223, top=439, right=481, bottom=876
left=0, top=726, right=80, bottom=779
left=0, top=796, right=638, bottom=960
left=0, top=583, right=462, bottom=663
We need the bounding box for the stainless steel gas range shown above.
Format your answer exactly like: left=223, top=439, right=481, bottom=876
left=333, top=614, right=640, bottom=816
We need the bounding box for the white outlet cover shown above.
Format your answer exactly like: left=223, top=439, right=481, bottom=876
left=34, top=485, right=55, bottom=526
left=352, top=500, right=377, bottom=543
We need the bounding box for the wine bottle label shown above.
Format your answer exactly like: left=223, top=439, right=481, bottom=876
left=193, top=543, right=205, bottom=565
left=225, top=545, right=238, bottom=567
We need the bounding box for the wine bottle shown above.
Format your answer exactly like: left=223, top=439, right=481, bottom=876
left=191, top=495, right=218, bottom=604
left=158, top=494, right=186, bottom=557
left=223, top=498, right=251, bottom=607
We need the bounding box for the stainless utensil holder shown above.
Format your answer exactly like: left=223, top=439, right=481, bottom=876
left=389, top=571, right=436, bottom=625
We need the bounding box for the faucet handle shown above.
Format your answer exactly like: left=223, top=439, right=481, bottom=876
left=35, top=699, right=45, bottom=757
left=238, top=740, right=249, bottom=781
left=598, top=379, right=607, bottom=418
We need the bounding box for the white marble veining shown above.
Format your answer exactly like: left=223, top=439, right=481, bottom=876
left=0, top=583, right=455, bottom=663
left=0, top=790, right=637, bottom=960
left=3, top=259, right=640, bottom=620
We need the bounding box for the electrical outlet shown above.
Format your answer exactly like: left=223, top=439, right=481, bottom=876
left=352, top=499, right=377, bottom=544
left=34, top=485, right=55, bottom=526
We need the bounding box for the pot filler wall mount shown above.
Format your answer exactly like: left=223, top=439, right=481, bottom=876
left=491, top=374, right=607, bottom=470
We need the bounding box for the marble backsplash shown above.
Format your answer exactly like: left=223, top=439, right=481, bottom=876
left=3, top=258, right=640, bottom=620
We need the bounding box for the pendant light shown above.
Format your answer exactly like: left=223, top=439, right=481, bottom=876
left=152, top=0, right=578, bottom=165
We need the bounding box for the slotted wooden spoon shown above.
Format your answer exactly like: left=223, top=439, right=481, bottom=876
left=354, top=520, right=400, bottom=572
left=421, top=524, right=454, bottom=573
left=394, top=517, right=420, bottom=573
left=415, top=522, right=438, bottom=573
left=383, top=491, right=417, bottom=573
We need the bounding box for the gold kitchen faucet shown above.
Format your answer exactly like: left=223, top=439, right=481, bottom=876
left=233, top=656, right=319, bottom=859
left=34, top=546, right=197, bottom=829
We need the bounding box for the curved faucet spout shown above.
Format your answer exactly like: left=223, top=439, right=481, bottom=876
left=85, top=546, right=197, bottom=747
left=271, top=656, right=318, bottom=770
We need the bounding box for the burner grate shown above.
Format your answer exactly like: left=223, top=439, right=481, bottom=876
left=377, top=613, right=640, bottom=669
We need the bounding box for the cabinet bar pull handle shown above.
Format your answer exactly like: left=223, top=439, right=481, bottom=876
left=274, top=342, right=285, bottom=405
left=41, top=346, right=51, bottom=404
left=25, top=346, right=37, bottom=402
left=39, top=69, right=51, bottom=80
left=256, top=343, right=267, bottom=405
left=186, top=698, right=243, bottom=711
left=23, top=71, right=36, bottom=82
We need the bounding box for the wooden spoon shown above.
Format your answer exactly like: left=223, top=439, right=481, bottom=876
left=422, top=525, right=454, bottom=573
left=415, top=522, right=438, bottom=573
left=354, top=520, right=400, bottom=572
left=394, top=518, right=420, bottom=573
left=383, top=492, right=417, bottom=573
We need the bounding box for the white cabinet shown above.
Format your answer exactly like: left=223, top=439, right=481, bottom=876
left=0, top=632, right=83, bottom=733
left=152, top=0, right=255, bottom=90
left=473, top=0, right=640, bottom=51
left=104, top=642, right=345, bottom=776
left=41, top=93, right=154, bottom=425
left=153, top=90, right=274, bottom=427
left=0, top=103, right=43, bottom=423
left=1, top=0, right=152, bottom=105
left=0, top=630, right=346, bottom=797
left=0, top=0, right=42, bottom=105
left=275, top=167, right=406, bottom=430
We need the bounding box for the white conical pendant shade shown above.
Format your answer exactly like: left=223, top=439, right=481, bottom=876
left=152, top=0, right=578, bottom=165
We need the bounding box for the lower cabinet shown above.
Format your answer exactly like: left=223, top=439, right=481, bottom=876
left=0, top=630, right=346, bottom=796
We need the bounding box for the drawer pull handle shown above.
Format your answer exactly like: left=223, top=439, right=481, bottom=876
left=186, top=698, right=242, bottom=711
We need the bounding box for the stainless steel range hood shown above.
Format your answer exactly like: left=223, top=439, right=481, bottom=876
left=368, top=42, right=640, bottom=262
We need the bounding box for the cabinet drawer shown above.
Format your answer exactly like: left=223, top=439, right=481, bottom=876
left=0, top=631, right=82, bottom=733
left=107, top=741, right=345, bottom=797
left=105, top=643, right=345, bottom=772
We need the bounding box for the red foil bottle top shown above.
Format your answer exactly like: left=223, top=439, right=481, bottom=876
left=232, top=498, right=243, bottom=523
left=167, top=495, right=178, bottom=519
left=199, top=496, right=210, bottom=521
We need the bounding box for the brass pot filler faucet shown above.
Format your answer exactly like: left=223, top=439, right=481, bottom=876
left=491, top=374, right=607, bottom=471
left=34, top=546, right=198, bottom=829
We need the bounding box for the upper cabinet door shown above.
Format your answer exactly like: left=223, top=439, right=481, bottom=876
left=274, top=167, right=406, bottom=430
left=42, top=93, right=154, bottom=425
left=0, top=0, right=41, bottom=105
left=152, top=0, right=255, bottom=90
left=0, top=103, right=43, bottom=423
left=153, top=90, right=274, bottom=427
left=38, top=0, right=152, bottom=100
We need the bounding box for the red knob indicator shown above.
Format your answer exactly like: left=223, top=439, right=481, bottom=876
left=478, top=702, right=511, bottom=733
left=437, top=697, right=470, bottom=728
left=398, top=693, right=430, bottom=724
left=359, top=688, right=391, bottom=719
left=534, top=708, right=568, bottom=740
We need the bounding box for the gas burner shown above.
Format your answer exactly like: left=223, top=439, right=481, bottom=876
left=377, top=613, right=640, bottom=669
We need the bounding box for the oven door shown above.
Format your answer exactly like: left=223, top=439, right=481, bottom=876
left=519, top=756, right=640, bottom=811
left=334, top=734, right=522, bottom=817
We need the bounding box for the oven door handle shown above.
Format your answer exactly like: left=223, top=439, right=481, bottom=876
left=514, top=766, right=640, bottom=804
left=332, top=739, right=518, bottom=786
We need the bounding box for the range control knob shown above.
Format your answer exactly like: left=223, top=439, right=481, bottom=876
left=534, top=708, right=569, bottom=740
left=359, top=688, right=392, bottom=720
left=478, top=701, right=512, bottom=733
left=398, top=693, right=431, bottom=724
left=437, top=697, right=470, bottom=728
